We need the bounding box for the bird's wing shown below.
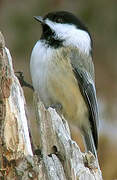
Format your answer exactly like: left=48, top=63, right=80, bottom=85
left=72, top=66, right=99, bottom=149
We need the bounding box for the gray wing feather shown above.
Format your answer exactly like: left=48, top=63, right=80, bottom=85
left=72, top=66, right=99, bottom=149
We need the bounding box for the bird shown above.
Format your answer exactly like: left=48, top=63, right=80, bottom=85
left=30, top=11, right=99, bottom=158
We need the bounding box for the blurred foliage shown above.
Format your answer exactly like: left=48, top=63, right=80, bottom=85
left=0, top=0, right=117, bottom=179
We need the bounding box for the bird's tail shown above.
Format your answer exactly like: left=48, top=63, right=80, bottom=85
left=83, top=129, right=97, bottom=159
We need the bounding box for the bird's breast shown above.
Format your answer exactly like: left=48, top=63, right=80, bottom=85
left=30, top=40, right=53, bottom=105
left=30, top=41, right=88, bottom=125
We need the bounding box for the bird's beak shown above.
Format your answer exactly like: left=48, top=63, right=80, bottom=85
left=33, top=16, right=44, bottom=24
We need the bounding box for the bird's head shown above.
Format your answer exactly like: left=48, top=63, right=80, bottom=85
left=34, top=11, right=92, bottom=55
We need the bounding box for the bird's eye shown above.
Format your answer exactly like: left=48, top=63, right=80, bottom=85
left=56, top=17, right=63, bottom=23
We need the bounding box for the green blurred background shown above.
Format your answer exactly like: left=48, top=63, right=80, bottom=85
left=1, top=0, right=117, bottom=179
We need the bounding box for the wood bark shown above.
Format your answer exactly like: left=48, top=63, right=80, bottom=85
left=0, top=32, right=102, bottom=179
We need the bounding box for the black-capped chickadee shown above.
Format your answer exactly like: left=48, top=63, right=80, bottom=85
left=30, top=11, right=99, bottom=158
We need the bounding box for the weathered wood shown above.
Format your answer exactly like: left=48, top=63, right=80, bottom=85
left=34, top=95, right=102, bottom=180
left=0, top=32, right=33, bottom=160
left=0, top=31, right=102, bottom=179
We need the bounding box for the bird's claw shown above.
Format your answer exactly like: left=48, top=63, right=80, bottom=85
left=50, top=103, right=62, bottom=112
left=15, top=71, right=34, bottom=90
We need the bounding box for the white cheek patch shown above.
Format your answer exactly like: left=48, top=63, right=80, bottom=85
left=45, top=19, right=91, bottom=55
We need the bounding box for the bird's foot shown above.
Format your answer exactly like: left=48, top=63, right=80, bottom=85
left=50, top=103, right=62, bottom=112
left=15, top=71, right=34, bottom=91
